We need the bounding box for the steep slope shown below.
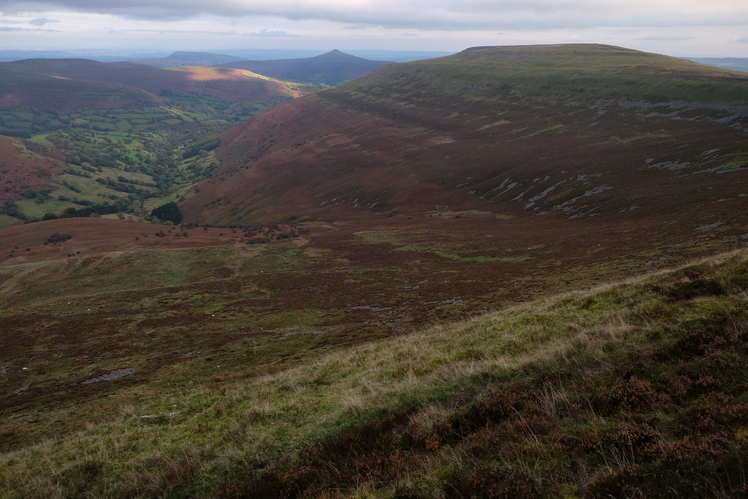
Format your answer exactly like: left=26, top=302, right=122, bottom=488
left=183, top=44, right=748, bottom=237
left=218, top=49, right=392, bottom=85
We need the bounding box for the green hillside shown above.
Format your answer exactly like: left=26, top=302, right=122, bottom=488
left=0, top=59, right=322, bottom=224
left=353, top=44, right=748, bottom=106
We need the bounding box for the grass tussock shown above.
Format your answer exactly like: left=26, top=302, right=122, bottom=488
left=2, top=250, right=748, bottom=497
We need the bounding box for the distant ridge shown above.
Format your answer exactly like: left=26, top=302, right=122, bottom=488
left=0, top=49, right=164, bottom=63
left=132, top=51, right=247, bottom=68
left=218, top=49, right=392, bottom=85
left=0, top=62, right=162, bottom=113
left=685, top=57, right=748, bottom=73
left=0, top=58, right=303, bottom=112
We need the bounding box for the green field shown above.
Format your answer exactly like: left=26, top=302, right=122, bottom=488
left=0, top=84, right=293, bottom=222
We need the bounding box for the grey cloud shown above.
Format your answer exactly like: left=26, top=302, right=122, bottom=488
left=247, top=29, right=294, bottom=37
left=108, top=28, right=240, bottom=36
left=29, top=17, right=59, bottom=25
left=0, top=25, right=57, bottom=31
left=2, top=0, right=747, bottom=31
left=639, top=35, right=695, bottom=41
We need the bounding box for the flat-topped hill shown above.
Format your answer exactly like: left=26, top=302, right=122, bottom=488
left=183, top=44, right=748, bottom=241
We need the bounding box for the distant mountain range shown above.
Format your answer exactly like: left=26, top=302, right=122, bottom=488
left=1, top=48, right=746, bottom=73
left=132, top=51, right=248, bottom=68
left=216, top=50, right=392, bottom=85
left=0, top=48, right=453, bottom=64
left=131, top=49, right=393, bottom=85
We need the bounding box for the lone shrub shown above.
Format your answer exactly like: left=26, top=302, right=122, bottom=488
left=46, top=233, right=72, bottom=244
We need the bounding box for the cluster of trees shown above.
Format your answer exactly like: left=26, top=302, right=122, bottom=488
left=0, top=130, right=31, bottom=139
left=4, top=197, right=23, bottom=219
left=150, top=202, right=182, bottom=225
left=22, top=189, right=53, bottom=204
left=181, top=134, right=220, bottom=159
left=94, top=177, right=150, bottom=195
left=66, top=199, right=130, bottom=218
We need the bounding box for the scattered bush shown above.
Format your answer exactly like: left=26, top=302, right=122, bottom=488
left=46, top=233, right=71, bottom=244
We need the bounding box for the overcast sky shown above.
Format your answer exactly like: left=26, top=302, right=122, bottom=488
left=1, top=0, right=747, bottom=57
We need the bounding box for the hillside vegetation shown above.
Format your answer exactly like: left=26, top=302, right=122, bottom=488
left=1, top=242, right=747, bottom=497
left=0, top=59, right=322, bottom=225
left=0, top=59, right=309, bottom=112
left=184, top=44, right=748, bottom=227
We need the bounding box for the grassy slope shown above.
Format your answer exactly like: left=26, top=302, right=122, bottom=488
left=365, top=44, right=748, bottom=106
left=1, top=246, right=747, bottom=497
left=184, top=44, right=748, bottom=226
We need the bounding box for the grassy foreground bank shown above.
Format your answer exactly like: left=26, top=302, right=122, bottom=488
left=3, top=249, right=748, bottom=497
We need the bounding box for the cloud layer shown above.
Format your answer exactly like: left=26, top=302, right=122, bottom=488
left=3, top=0, right=747, bottom=30
left=0, top=0, right=746, bottom=57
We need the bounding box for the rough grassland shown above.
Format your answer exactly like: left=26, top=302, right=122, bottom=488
left=1, top=246, right=748, bottom=497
